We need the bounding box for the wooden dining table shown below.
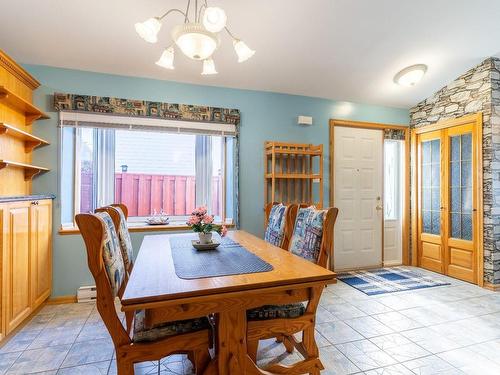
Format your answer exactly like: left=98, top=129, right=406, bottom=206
left=121, top=230, right=336, bottom=374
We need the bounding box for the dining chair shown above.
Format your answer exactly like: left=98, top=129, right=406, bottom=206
left=76, top=212, right=212, bottom=375
left=95, top=204, right=134, bottom=274
left=95, top=204, right=136, bottom=333
left=247, top=206, right=339, bottom=374
left=264, top=202, right=302, bottom=250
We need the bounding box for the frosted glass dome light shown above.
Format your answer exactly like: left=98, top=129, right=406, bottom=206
left=394, top=64, right=427, bottom=86
left=172, top=23, right=219, bottom=60
left=202, top=7, right=227, bottom=33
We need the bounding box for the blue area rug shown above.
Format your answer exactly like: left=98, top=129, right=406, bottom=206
left=337, top=267, right=450, bottom=296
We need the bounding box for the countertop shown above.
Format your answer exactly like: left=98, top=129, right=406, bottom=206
left=0, top=194, right=56, bottom=203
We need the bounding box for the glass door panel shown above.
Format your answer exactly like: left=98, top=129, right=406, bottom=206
left=449, top=133, right=472, bottom=240
left=421, top=139, right=441, bottom=235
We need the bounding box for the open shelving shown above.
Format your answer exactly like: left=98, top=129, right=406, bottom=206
left=264, top=141, right=323, bottom=209
left=0, top=159, right=49, bottom=180
left=0, top=123, right=49, bottom=152
left=0, top=86, right=49, bottom=125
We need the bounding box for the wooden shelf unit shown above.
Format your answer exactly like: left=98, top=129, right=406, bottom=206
left=0, top=123, right=49, bottom=152
left=0, top=160, right=49, bottom=180
left=0, top=86, right=49, bottom=125
left=0, top=49, right=53, bottom=342
left=264, top=141, right=323, bottom=208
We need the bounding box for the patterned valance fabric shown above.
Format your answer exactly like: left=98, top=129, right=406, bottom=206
left=53, top=92, right=240, bottom=125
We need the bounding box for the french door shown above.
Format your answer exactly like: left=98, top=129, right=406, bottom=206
left=416, top=119, right=481, bottom=283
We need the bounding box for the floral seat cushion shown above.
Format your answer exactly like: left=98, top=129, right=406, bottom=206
left=247, top=303, right=306, bottom=321
left=113, top=206, right=134, bottom=269
left=289, top=207, right=326, bottom=263
left=95, top=212, right=126, bottom=297
left=264, top=203, right=287, bottom=247
left=133, top=310, right=209, bottom=343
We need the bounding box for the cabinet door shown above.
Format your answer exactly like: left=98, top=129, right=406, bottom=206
left=30, top=200, right=52, bottom=308
left=3, top=202, right=31, bottom=333
left=0, top=204, right=5, bottom=341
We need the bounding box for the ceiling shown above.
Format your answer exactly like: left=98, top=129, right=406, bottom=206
left=2, top=0, right=500, bottom=109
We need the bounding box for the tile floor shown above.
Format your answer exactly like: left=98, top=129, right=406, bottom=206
left=1, top=267, right=500, bottom=374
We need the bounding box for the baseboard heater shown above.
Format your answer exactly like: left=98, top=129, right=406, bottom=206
left=77, top=285, right=97, bottom=303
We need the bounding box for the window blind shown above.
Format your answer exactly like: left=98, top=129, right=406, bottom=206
left=59, top=111, right=237, bottom=137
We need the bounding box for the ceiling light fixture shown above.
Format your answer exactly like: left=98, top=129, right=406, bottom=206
left=394, top=64, right=428, bottom=87
left=135, top=0, right=255, bottom=75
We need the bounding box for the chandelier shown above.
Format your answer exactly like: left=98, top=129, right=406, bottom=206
left=135, top=0, right=255, bottom=75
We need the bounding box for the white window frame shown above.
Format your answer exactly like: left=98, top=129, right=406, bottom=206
left=60, top=112, right=236, bottom=227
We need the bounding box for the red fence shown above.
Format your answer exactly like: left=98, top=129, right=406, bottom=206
left=80, top=172, right=222, bottom=217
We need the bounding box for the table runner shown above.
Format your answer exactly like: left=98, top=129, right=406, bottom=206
left=169, top=235, right=273, bottom=279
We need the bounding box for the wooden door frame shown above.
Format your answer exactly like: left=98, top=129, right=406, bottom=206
left=411, top=113, right=484, bottom=286
left=329, top=119, right=411, bottom=266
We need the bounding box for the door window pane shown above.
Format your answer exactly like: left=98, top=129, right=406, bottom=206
left=462, top=214, right=472, bottom=240
left=448, top=133, right=473, bottom=240
left=384, top=140, right=403, bottom=220
left=451, top=213, right=461, bottom=238
left=450, top=187, right=460, bottom=213
left=421, top=139, right=441, bottom=235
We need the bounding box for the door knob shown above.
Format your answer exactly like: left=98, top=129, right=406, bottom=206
left=376, top=205, right=383, bottom=211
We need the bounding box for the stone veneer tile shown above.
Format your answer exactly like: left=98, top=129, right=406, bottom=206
left=410, top=57, right=500, bottom=285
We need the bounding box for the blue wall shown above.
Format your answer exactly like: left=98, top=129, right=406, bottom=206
left=24, top=64, right=409, bottom=297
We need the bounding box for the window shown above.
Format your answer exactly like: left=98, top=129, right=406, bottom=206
left=384, top=140, right=404, bottom=221
left=60, top=112, right=236, bottom=227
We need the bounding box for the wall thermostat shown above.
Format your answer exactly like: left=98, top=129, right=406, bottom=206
left=298, top=116, right=313, bottom=125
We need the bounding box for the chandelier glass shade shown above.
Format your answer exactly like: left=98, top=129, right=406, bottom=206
left=135, top=0, right=255, bottom=74
left=155, top=47, right=175, bottom=69
left=202, top=7, right=227, bottom=33
left=201, top=58, right=218, bottom=75
left=172, top=23, right=219, bottom=60
left=135, top=17, right=162, bottom=44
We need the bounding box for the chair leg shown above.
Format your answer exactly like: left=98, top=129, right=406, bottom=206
left=247, top=340, right=258, bottom=362
left=302, top=326, right=321, bottom=375
left=193, top=348, right=211, bottom=375
left=117, top=358, right=134, bottom=375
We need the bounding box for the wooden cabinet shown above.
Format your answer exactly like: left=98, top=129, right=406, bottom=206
left=0, top=199, right=52, bottom=337
left=30, top=200, right=52, bottom=307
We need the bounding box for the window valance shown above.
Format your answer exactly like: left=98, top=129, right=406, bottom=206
left=53, top=92, right=240, bottom=125
left=58, top=111, right=237, bottom=137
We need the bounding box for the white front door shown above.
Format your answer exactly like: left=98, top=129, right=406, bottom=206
left=334, top=127, right=383, bottom=270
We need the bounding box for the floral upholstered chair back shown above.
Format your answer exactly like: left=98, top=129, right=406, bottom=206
left=264, top=203, right=287, bottom=248
left=93, top=212, right=126, bottom=297
left=95, top=204, right=134, bottom=273
left=289, top=206, right=338, bottom=268
left=111, top=205, right=134, bottom=271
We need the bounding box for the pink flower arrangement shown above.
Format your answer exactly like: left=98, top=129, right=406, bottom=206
left=187, top=206, right=227, bottom=236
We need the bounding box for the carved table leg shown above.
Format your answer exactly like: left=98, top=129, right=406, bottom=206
left=217, top=309, right=248, bottom=375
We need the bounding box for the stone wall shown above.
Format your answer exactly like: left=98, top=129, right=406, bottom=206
left=409, top=57, right=500, bottom=284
